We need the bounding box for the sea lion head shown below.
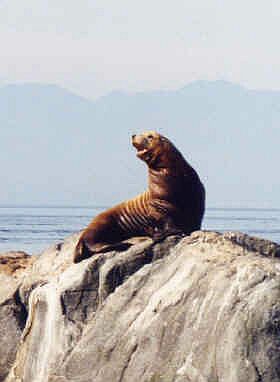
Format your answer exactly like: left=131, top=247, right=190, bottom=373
left=132, top=131, right=170, bottom=168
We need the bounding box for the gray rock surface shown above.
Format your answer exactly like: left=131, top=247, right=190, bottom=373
left=2, top=231, right=280, bottom=382
left=0, top=251, right=35, bottom=381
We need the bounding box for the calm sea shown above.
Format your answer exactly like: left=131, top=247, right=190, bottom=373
left=0, top=206, right=279, bottom=255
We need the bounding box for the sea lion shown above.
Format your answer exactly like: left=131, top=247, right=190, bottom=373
left=73, top=131, right=205, bottom=263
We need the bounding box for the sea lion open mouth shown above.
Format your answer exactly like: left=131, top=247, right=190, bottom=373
left=137, top=148, right=148, bottom=155
left=132, top=135, right=150, bottom=158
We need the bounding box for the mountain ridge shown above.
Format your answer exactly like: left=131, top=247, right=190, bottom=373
left=4, top=79, right=280, bottom=101
left=0, top=80, right=279, bottom=208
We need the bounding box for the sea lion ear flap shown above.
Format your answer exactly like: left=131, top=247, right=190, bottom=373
left=160, top=136, right=167, bottom=143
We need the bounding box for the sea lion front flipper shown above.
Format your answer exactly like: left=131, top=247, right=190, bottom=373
left=73, top=239, right=133, bottom=263
left=151, top=217, right=185, bottom=243
left=97, top=242, right=133, bottom=253
left=152, top=228, right=185, bottom=243
left=73, top=239, right=93, bottom=263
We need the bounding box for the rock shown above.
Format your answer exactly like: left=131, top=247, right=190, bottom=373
left=0, top=251, right=35, bottom=382
left=2, top=231, right=280, bottom=381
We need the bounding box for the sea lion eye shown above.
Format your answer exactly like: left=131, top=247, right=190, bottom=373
left=147, top=135, right=153, bottom=140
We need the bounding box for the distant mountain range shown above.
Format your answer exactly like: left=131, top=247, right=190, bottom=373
left=1, top=80, right=280, bottom=208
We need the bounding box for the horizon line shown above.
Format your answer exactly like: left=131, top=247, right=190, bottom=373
left=0, top=204, right=279, bottom=211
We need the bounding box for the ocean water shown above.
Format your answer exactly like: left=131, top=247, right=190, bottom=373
left=0, top=206, right=280, bottom=255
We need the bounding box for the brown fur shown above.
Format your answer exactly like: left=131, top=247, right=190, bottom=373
left=73, top=131, right=205, bottom=263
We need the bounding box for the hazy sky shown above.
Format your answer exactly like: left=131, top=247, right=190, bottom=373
left=1, top=0, right=280, bottom=99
